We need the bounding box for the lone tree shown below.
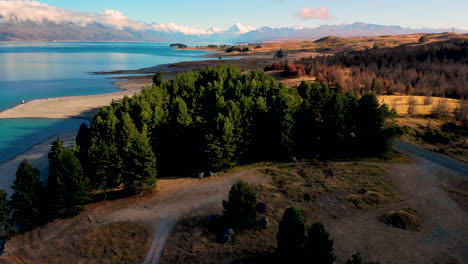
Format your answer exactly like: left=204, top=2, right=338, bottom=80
left=419, top=35, right=429, bottom=43
left=47, top=140, right=91, bottom=218
left=223, top=180, right=257, bottom=228
left=0, top=189, right=12, bottom=240
left=305, top=222, right=336, bottom=264
left=347, top=252, right=380, bottom=264
left=11, top=159, right=45, bottom=233
left=407, top=96, right=417, bottom=116
left=277, top=207, right=306, bottom=260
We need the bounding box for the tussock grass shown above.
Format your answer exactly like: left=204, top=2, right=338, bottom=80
left=161, top=162, right=401, bottom=263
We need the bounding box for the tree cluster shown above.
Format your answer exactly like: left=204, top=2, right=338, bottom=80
left=3, top=141, right=92, bottom=234
left=75, top=65, right=397, bottom=186
left=226, top=46, right=250, bottom=53
left=267, top=39, right=468, bottom=99
left=81, top=65, right=397, bottom=180
left=4, top=65, right=398, bottom=235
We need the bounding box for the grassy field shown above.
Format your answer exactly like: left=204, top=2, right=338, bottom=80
left=160, top=162, right=400, bottom=264
left=2, top=222, right=150, bottom=264
left=190, top=32, right=468, bottom=57
left=379, top=95, right=467, bottom=163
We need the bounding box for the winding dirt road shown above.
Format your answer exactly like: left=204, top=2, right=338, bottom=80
left=1, top=140, right=467, bottom=263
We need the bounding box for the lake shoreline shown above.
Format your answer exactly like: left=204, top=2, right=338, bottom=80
left=0, top=51, right=279, bottom=120
left=0, top=51, right=281, bottom=190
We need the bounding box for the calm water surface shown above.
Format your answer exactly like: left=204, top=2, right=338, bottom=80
left=0, top=42, right=211, bottom=163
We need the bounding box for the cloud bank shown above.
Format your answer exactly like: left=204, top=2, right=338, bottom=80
left=298, top=7, right=331, bottom=19
left=0, top=0, right=256, bottom=35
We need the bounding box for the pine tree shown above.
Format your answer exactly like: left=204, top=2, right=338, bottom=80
left=153, top=71, right=163, bottom=86
left=59, top=148, right=91, bottom=217
left=47, top=141, right=90, bottom=218
left=76, top=123, right=91, bottom=178
left=122, top=126, right=157, bottom=195
left=355, top=94, right=396, bottom=154
left=277, top=207, right=306, bottom=260
left=88, top=110, right=123, bottom=189
left=11, top=159, right=44, bottom=232
left=222, top=180, right=257, bottom=228
left=347, top=252, right=380, bottom=264
left=305, top=222, right=336, bottom=264
left=0, top=189, right=12, bottom=240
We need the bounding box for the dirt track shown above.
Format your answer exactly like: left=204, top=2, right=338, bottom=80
left=0, top=167, right=269, bottom=264
left=329, top=161, right=468, bottom=263
left=1, top=145, right=467, bottom=263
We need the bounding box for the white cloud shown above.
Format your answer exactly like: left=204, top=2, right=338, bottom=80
left=0, top=0, right=254, bottom=35
left=0, top=0, right=147, bottom=29
left=298, top=7, right=331, bottom=20
left=151, top=22, right=226, bottom=35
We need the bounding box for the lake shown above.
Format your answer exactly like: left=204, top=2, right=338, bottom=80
left=0, top=42, right=211, bottom=163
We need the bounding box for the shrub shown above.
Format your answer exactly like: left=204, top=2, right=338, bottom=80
left=305, top=222, right=336, bottom=264
left=381, top=208, right=422, bottom=231
left=430, top=99, right=450, bottom=118
left=347, top=252, right=381, bottom=264
left=264, top=63, right=284, bottom=72
left=423, top=95, right=433, bottom=105
left=422, top=128, right=451, bottom=144
left=222, top=181, right=257, bottom=228
left=418, top=35, right=429, bottom=43
left=407, top=97, right=417, bottom=116
left=283, top=63, right=306, bottom=78
left=277, top=207, right=306, bottom=260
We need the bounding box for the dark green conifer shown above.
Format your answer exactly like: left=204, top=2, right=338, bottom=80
left=122, top=126, right=157, bottom=195
left=277, top=207, right=306, bottom=260
left=47, top=140, right=90, bottom=218
left=305, top=222, right=336, bottom=264
left=0, top=189, right=12, bottom=239
left=11, top=159, right=44, bottom=232
left=223, top=181, right=257, bottom=228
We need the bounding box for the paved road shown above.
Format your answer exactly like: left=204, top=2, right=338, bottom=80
left=394, top=139, right=468, bottom=176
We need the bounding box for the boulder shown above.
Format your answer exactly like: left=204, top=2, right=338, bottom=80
left=219, top=234, right=232, bottom=244
left=259, top=216, right=270, bottom=229
left=256, top=202, right=267, bottom=213
left=223, top=228, right=235, bottom=236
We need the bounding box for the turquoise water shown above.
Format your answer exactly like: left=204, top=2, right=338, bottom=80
left=0, top=119, right=89, bottom=163
left=0, top=42, right=211, bottom=163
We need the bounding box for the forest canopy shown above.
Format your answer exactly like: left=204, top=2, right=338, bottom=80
left=266, top=39, right=468, bottom=98
left=76, top=65, right=398, bottom=192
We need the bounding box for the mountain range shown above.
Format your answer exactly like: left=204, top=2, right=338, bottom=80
left=0, top=1, right=466, bottom=43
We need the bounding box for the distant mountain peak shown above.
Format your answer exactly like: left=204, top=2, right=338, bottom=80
left=227, top=23, right=257, bottom=34
left=1, top=1, right=467, bottom=43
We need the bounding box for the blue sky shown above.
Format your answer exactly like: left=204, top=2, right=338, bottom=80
left=12, top=0, right=468, bottom=30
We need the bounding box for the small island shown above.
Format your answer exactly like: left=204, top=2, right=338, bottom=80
left=169, top=43, right=188, bottom=48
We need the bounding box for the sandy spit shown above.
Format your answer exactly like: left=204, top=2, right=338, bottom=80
left=0, top=78, right=153, bottom=120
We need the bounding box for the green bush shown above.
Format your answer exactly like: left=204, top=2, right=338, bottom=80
left=422, top=128, right=451, bottom=144
left=305, top=222, right=336, bottom=264
left=347, top=252, right=380, bottom=264
left=277, top=207, right=306, bottom=260
left=223, top=181, right=257, bottom=228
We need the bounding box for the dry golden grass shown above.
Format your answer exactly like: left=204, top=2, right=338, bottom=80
left=160, top=162, right=400, bottom=264
left=2, top=222, right=151, bottom=264
left=380, top=208, right=423, bottom=231
left=379, top=95, right=460, bottom=119
left=188, top=32, right=468, bottom=58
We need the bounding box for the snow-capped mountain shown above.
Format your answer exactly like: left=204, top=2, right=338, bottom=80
left=226, top=23, right=257, bottom=34
left=0, top=1, right=466, bottom=42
